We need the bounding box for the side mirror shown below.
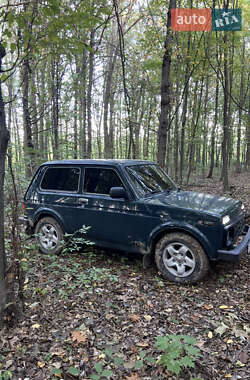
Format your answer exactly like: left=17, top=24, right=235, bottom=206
left=110, top=187, right=128, bottom=199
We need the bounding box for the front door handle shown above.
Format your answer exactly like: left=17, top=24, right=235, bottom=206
left=78, top=198, right=88, bottom=205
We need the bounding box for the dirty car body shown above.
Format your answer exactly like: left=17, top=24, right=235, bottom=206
left=21, top=159, right=250, bottom=284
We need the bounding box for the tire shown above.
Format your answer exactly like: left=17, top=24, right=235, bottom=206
left=35, top=217, right=64, bottom=255
left=155, top=232, right=209, bottom=284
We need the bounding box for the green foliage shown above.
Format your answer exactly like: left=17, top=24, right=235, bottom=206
left=50, top=368, right=62, bottom=379
left=155, top=334, right=202, bottom=376
left=0, top=371, right=13, bottom=380
left=67, top=367, right=80, bottom=377
left=62, top=225, right=94, bottom=254
left=90, top=362, right=112, bottom=380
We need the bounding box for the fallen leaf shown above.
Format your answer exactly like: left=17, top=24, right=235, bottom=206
left=232, top=327, right=248, bottom=338
left=124, top=361, right=136, bottom=369
left=50, top=348, right=66, bottom=358
left=219, top=305, right=229, bottom=309
left=208, top=331, right=213, bottom=339
left=215, top=322, right=229, bottom=336
left=125, top=374, right=140, bottom=380
left=225, top=375, right=232, bottom=378
left=204, top=304, right=213, bottom=310
left=129, top=314, right=140, bottom=322
left=72, top=330, right=87, bottom=345
left=226, top=339, right=233, bottom=344
left=31, top=323, right=41, bottom=329
left=37, top=361, right=45, bottom=368
left=236, top=360, right=245, bottom=367
left=136, top=342, right=149, bottom=347
left=144, top=315, right=152, bottom=321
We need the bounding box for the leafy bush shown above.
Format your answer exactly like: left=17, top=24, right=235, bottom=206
left=155, top=334, right=202, bottom=376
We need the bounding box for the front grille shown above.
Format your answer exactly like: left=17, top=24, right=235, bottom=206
left=225, top=217, right=245, bottom=247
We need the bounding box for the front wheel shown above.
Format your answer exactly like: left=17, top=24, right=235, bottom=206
left=35, top=217, right=64, bottom=255
left=155, top=232, right=209, bottom=284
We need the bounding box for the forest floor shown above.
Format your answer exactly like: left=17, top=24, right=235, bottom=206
left=0, top=173, right=249, bottom=380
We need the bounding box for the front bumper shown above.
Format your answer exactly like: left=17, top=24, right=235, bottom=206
left=217, top=225, right=250, bottom=262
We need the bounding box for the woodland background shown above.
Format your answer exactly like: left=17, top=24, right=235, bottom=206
left=0, top=0, right=249, bottom=379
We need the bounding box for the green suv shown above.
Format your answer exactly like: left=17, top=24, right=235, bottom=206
left=21, top=159, right=250, bottom=284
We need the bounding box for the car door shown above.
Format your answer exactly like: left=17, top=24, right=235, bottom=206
left=74, top=166, right=159, bottom=253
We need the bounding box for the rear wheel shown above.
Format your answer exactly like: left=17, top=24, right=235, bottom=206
left=155, top=232, right=209, bottom=284
left=35, top=217, right=64, bottom=255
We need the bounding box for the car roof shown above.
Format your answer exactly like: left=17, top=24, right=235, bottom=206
left=41, top=159, right=155, bottom=167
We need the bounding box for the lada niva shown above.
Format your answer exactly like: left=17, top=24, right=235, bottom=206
left=21, top=160, right=250, bottom=284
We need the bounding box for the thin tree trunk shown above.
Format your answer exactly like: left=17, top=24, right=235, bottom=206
left=207, top=78, right=219, bottom=178
left=157, top=0, right=176, bottom=167
left=87, top=29, right=95, bottom=158
left=187, top=78, right=204, bottom=185
left=38, top=65, right=45, bottom=160
left=236, top=40, right=245, bottom=173
left=246, top=84, right=250, bottom=170
left=202, top=76, right=209, bottom=179
left=103, top=21, right=118, bottom=158
left=0, top=44, right=10, bottom=316
left=221, top=31, right=230, bottom=191
left=22, top=58, right=35, bottom=178
left=80, top=48, right=87, bottom=158
left=51, top=58, right=60, bottom=159
left=179, top=34, right=191, bottom=184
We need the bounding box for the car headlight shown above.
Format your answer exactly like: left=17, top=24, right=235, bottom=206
left=241, top=204, right=245, bottom=211
left=222, top=215, right=230, bottom=225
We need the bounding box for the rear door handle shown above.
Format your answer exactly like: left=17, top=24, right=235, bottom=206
left=78, top=198, right=88, bottom=205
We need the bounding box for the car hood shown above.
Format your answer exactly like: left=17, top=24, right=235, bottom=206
left=144, top=190, right=241, bottom=217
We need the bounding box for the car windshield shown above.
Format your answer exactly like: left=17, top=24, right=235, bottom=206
left=126, top=164, right=177, bottom=197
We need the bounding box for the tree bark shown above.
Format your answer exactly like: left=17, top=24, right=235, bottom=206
left=80, top=48, right=87, bottom=158
left=236, top=40, right=245, bottom=173
left=103, top=21, right=118, bottom=158
left=157, top=0, right=176, bottom=167
left=0, top=43, right=10, bottom=316
left=186, top=78, right=204, bottom=185
left=87, top=29, right=95, bottom=158
left=22, top=58, right=34, bottom=178
left=221, top=31, right=230, bottom=191
left=51, top=58, right=60, bottom=159
left=246, top=83, right=250, bottom=170
left=179, top=34, right=191, bottom=184
left=207, top=76, right=219, bottom=178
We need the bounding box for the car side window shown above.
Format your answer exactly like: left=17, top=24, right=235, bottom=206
left=40, top=167, right=80, bottom=192
left=83, top=168, right=123, bottom=195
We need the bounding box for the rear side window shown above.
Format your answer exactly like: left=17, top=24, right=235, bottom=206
left=40, top=167, right=80, bottom=192
left=83, top=168, right=123, bottom=194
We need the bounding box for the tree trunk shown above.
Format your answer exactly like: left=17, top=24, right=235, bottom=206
left=80, top=48, right=87, bottom=158
left=221, top=31, right=230, bottom=191
left=236, top=40, right=245, bottom=173
left=246, top=85, right=250, bottom=170
left=0, top=44, right=10, bottom=316
left=202, top=76, right=209, bottom=179
left=87, top=29, right=95, bottom=158
left=187, top=78, right=204, bottom=185
left=157, top=0, right=176, bottom=167
left=38, top=65, right=46, bottom=160
left=207, top=77, right=219, bottom=178
left=103, top=21, right=118, bottom=158
left=22, top=58, right=34, bottom=178
left=179, top=34, right=191, bottom=184
left=51, top=58, right=60, bottom=159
